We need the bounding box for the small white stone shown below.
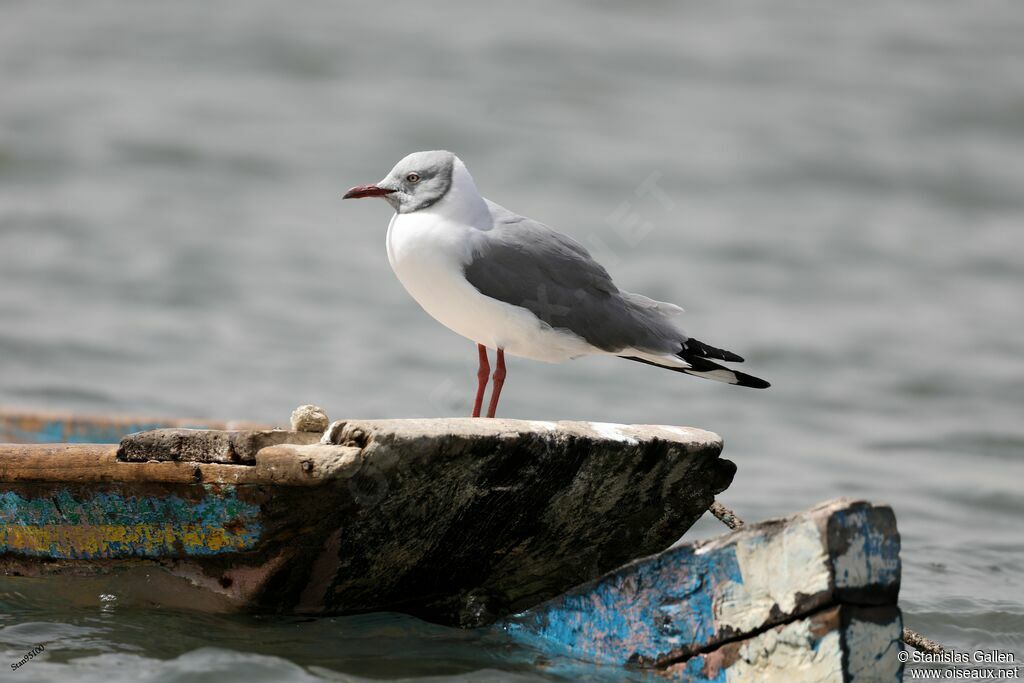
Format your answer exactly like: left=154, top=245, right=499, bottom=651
left=290, top=404, right=329, bottom=432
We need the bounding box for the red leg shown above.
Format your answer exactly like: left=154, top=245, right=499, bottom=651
left=486, top=348, right=506, bottom=418
left=472, top=344, right=490, bottom=418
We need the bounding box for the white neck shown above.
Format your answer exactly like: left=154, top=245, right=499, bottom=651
left=424, top=158, right=491, bottom=227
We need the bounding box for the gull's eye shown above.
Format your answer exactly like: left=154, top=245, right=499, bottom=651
left=405, top=173, right=421, bottom=183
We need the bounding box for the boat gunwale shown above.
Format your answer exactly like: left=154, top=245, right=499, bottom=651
left=0, top=442, right=363, bottom=487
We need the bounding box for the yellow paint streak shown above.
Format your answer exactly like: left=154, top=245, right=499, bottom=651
left=1, top=524, right=251, bottom=557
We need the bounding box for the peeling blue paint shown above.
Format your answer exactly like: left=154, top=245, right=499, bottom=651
left=0, top=486, right=262, bottom=558
left=502, top=544, right=743, bottom=666
left=678, top=654, right=726, bottom=683
left=831, top=507, right=901, bottom=590
left=501, top=502, right=902, bottom=674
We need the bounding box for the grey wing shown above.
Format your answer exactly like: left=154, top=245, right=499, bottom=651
left=463, top=201, right=684, bottom=354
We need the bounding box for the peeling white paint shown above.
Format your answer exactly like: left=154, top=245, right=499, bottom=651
left=660, top=426, right=699, bottom=439
left=694, top=543, right=714, bottom=556
left=846, top=615, right=902, bottom=682
left=713, top=519, right=830, bottom=633
left=587, top=422, right=640, bottom=444
left=320, top=420, right=346, bottom=445
left=726, top=618, right=844, bottom=683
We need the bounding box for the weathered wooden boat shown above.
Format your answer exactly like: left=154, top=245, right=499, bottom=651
left=0, top=408, right=905, bottom=680
left=501, top=498, right=904, bottom=681
left=0, top=408, right=733, bottom=626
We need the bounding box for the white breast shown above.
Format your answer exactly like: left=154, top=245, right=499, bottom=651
left=385, top=212, right=595, bottom=363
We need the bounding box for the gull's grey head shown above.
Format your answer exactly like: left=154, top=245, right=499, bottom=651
left=343, top=150, right=456, bottom=214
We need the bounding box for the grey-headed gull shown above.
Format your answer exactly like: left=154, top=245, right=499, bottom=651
left=344, top=150, right=769, bottom=417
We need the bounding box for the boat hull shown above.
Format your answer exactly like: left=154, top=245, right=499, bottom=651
left=0, top=414, right=734, bottom=627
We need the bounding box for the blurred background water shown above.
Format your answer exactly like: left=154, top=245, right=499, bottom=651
left=1, top=0, right=1022, bottom=680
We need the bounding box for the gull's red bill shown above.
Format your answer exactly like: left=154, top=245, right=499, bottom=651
left=343, top=184, right=395, bottom=199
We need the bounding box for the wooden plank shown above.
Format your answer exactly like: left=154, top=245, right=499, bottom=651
left=500, top=499, right=899, bottom=667
left=117, top=428, right=321, bottom=464
left=0, top=482, right=263, bottom=559
left=0, top=443, right=363, bottom=485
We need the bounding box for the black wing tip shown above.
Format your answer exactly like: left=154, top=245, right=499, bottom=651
left=681, top=337, right=745, bottom=363
left=735, top=373, right=771, bottom=389
left=625, top=355, right=771, bottom=389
